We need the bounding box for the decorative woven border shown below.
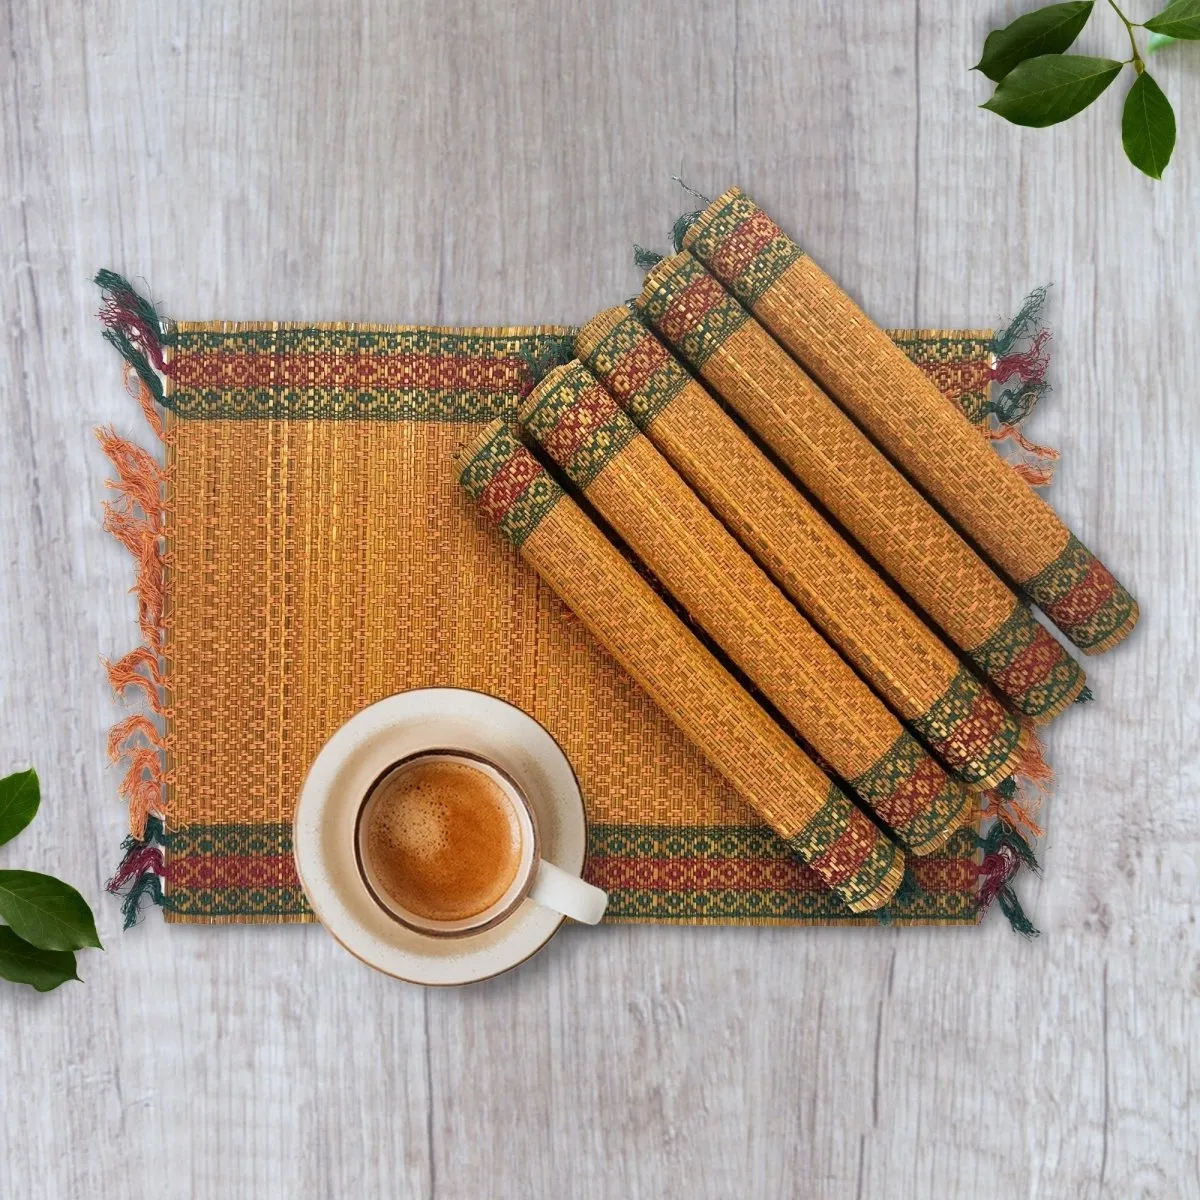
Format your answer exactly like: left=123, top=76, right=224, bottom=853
left=681, top=192, right=803, bottom=308
left=163, top=821, right=983, bottom=924
left=1026, top=533, right=1138, bottom=651
left=167, top=324, right=576, bottom=421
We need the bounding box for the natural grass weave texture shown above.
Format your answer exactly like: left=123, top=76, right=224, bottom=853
left=518, top=361, right=973, bottom=853
left=683, top=188, right=1139, bottom=656
left=120, top=320, right=995, bottom=925
left=575, top=306, right=1030, bottom=789
left=634, top=254, right=1087, bottom=724
left=458, top=419, right=904, bottom=911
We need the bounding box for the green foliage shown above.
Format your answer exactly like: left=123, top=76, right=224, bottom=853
left=977, top=0, right=1188, bottom=178
left=1144, top=0, right=1200, bottom=37
left=974, top=2, right=1095, bottom=81
left=0, top=769, right=102, bottom=993
left=0, top=927, right=80, bottom=992
left=982, top=54, right=1123, bottom=126
left=1122, top=70, right=1177, bottom=176
left=0, top=769, right=39, bottom=847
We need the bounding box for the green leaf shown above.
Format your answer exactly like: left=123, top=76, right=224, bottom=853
left=0, top=769, right=39, bottom=847
left=1145, top=0, right=1200, bottom=39
left=974, top=2, right=1095, bottom=82
left=0, top=925, right=79, bottom=992
left=0, top=870, right=103, bottom=951
left=981, top=54, right=1123, bottom=128
left=1122, top=71, right=1176, bottom=178
left=1147, top=32, right=1177, bottom=51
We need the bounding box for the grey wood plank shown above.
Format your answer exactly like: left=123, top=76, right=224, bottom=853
left=0, top=1, right=1196, bottom=1196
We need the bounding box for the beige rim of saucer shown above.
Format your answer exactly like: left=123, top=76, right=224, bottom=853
left=293, top=688, right=590, bottom=986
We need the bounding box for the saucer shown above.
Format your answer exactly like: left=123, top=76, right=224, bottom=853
left=293, top=688, right=588, bottom=986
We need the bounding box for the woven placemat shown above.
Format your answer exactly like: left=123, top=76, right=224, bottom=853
left=96, top=276, right=1040, bottom=927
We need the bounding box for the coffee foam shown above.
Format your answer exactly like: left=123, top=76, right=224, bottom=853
left=363, top=758, right=524, bottom=924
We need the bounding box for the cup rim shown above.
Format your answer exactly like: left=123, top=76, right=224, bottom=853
left=352, top=748, right=542, bottom=939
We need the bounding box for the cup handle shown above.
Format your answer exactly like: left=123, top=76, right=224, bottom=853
left=528, top=860, right=608, bottom=925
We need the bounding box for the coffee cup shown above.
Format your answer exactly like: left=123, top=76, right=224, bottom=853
left=294, top=688, right=608, bottom=984
left=355, top=749, right=607, bottom=934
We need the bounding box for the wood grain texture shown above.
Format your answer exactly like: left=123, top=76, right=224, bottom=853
left=0, top=1, right=1196, bottom=1196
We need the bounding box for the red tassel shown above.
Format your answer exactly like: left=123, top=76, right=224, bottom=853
left=978, top=842, right=1020, bottom=911
left=98, top=288, right=168, bottom=373
left=991, top=329, right=1051, bottom=384
left=106, top=843, right=165, bottom=890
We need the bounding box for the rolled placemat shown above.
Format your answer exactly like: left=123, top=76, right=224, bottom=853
left=458, top=419, right=904, bottom=911
left=682, top=187, right=1138, bottom=656
left=519, top=361, right=974, bottom=852
left=633, top=252, right=1087, bottom=725
left=575, top=305, right=1031, bottom=788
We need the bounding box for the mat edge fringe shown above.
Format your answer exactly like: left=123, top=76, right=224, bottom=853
left=96, top=270, right=175, bottom=928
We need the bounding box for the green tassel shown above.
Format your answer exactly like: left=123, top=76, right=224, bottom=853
left=513, top=334, right=575, bottom=392
left=633, top=245, right=664, bottom=271
left=101, top=327, right=165, bottom=406
left=94, top=269, right=170, bottom=343
left=992, top=285, right=1049, bottom=357
left=672, top=211, right=701, bottom=253
left=892, top=864, right=923, bottom=907
left=989, top=379, right=1049, bottom=425
left=1076, top=686, right=1095, bottom=704
left=978, top=820, right=1041, bottom=874
left=120, top=872, right=166, bottom=930
left=997, top=885, right=1040, bottom=938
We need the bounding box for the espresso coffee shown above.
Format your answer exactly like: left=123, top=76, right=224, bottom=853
left=361, top=756, right=525, bottom=923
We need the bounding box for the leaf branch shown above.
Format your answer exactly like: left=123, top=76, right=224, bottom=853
left=975, top=0, right=1190, bottom=178
left=1107, top=0, right=1145, bottom=70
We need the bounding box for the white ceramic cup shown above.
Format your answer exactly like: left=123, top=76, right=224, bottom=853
left=295, top=688, right=606, bottom=984
left=353, top=748, right=607, bottom=935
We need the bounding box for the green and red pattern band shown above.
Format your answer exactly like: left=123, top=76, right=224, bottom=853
left=1023, top=534, right=1139, bottom=653
left=889, top=332, right=994, bottom=426
left=520, top=363, right=638, bottom=488
left=458, top=422, right=564, bottom=548
left=635, top=256, right=750, bottom=368
left=163, top=822, right=979, bottom=923
left=967, top=604, right=1086, bottom=716
left=847, top=732, right=969, bottom=850
left=680, top=188, right=805, bottom=308
left=903, top=666, right=1021, bottom=785
left=166, top=326, right=577, bottom=421
left=792, top=790, right=901, bottom=909
left=576, top=308, right=692, bottom=431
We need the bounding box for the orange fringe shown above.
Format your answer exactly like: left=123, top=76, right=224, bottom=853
left=116, top=747, right=165, bottom=837
left=125, top=361, right=165, bottom=440
left=981, top=724, right=1052, bottom=840
left=107, top=713, right=166, bottom=761
left=1011, top=461, right=1056, bottom=488
left=98, top=372, right=170, bottom=838
left=980, top=789, right=1044, bottom=841
left=100, top=504, right=165, bottom=654
left=986, top=423, right=1060, bottom=488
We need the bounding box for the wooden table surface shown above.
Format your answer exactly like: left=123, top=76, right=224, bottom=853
left=2, top=2, right=1197, bottom=1196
